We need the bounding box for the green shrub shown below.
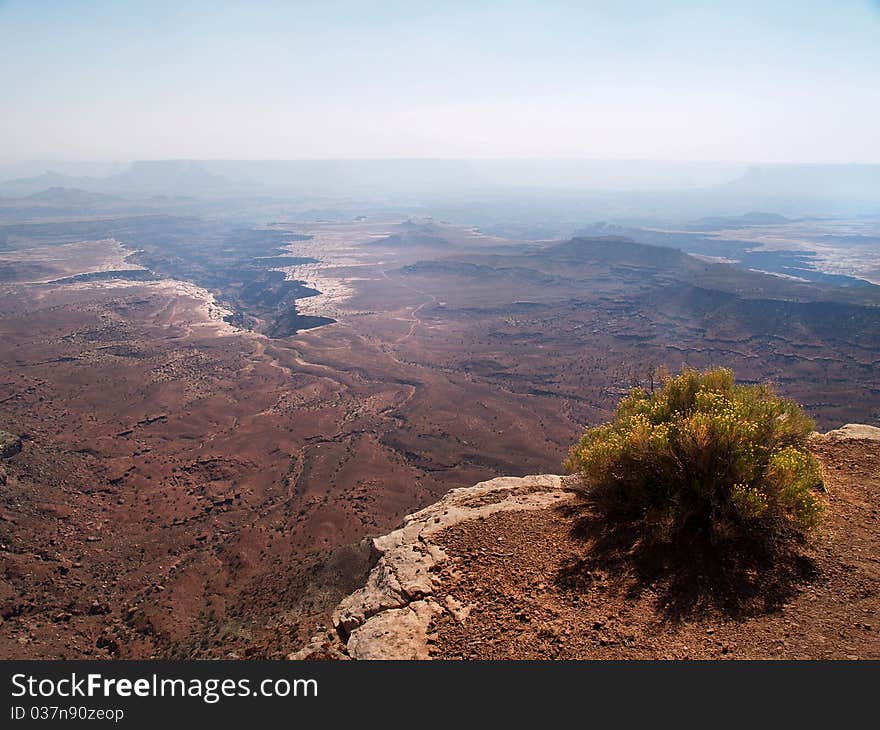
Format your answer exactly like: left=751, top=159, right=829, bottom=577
left=564, top=367, right=824, bottom=542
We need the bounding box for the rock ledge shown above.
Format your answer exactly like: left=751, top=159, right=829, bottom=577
left=290, top=474, right=574, bottom=660
left=823, top=424, right=880, bottom=441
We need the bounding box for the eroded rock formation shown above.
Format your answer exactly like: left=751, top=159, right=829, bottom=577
left=290, top=474, right=574, bottom=659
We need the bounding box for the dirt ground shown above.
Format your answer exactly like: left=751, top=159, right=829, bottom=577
left=2, top=219, right=878, bottom=659
left=430, top=437, right=880, bottom=659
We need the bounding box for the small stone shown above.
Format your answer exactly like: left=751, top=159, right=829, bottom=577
left=0, top=431, right=22, bottom=459
left=88, top=600, right=109, bottom=615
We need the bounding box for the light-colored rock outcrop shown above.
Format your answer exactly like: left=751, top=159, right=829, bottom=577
left=823, top=424, right=880, bottom=441
left=290, top=474, right=574, bottom=660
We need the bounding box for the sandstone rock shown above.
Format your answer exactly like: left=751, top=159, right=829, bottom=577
left=444, top=594, right=472, bottom=624
left=332, top=562, right=408, bottom=635
left=293, top=474, right=574, bottom=661
left=0, top=431, right=21, bottom=459
left=346, top=600, right=444, bottom=660
left=824, top=424, right=880, bottom=441
left=287, top=631, right=349, bottom=661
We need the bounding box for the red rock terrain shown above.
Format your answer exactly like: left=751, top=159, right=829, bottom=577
left=1, top=218, right=878, bottom=659
left=300, top=431, right=879, bottom=660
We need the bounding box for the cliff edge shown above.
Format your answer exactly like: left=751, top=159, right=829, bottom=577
left=293, top=426, right=880, bottom=660
left=291, top=475, right=575, bottom=659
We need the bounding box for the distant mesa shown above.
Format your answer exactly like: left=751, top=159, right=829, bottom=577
left=724, top=164, right=880, bottom=201
left=687, top=211, right=793, bottom=230
left=400, top=261, right=495, bottom=277
left=545, top=235, right=688, bottom=267
left=0, top=161, right=236, bottom=198
left=372, top=226, right=451, bottom=250
left=107, top=160, right=232, bottom=195
left=0, top=170, right=97, bottom=197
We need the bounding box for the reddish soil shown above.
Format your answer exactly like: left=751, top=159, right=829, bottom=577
left=1, top=219, right=878, bottom=659
left=430, top=437, right=880, bottom=659
left=0, top=229, right=574, bottom=659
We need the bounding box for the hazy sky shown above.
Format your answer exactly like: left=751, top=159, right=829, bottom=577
left=2, top=0, right=879, bottom=162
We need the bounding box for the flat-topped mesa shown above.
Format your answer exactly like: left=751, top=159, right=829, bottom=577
left=290, top=475, right=575, bottom=660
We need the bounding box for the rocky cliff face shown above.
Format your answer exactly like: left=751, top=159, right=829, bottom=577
left=291, top=475, right=574, bottom=660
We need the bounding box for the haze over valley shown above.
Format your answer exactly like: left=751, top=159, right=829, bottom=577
left=1, top=169, right=879, bottom=656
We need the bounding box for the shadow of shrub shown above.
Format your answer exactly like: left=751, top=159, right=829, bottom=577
left=554, top=500, right=818, bottom=622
